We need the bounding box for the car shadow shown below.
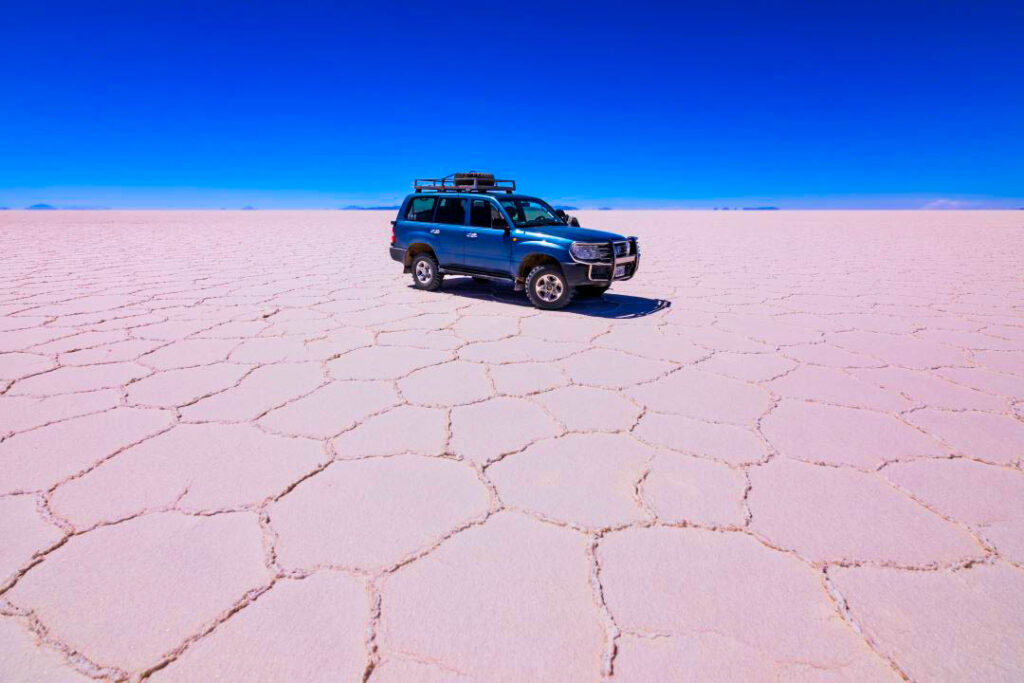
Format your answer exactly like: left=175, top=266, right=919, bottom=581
left=420, top=277, right=672, bottom=319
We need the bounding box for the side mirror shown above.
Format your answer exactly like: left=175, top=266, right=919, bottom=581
left=555, top=209, right=567, bottom=220
left=493, top=216, right=509, bottom=231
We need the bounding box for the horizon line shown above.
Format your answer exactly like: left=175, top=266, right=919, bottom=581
left=4, top=206, right=1024, bottom=212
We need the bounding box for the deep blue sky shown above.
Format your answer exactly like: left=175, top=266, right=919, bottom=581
left=1, top=1, right=1022, bottom=208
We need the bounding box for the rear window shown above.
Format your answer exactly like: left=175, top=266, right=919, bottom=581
left=406, top=196, right=436, bottom=222
left=434, top=197, right=467, bottom=225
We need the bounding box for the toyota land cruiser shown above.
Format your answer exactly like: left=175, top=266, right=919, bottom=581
left=388, top=173, right=639, bottom=309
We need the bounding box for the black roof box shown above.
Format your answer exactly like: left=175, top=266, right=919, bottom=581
left=453, top=172, right=495, bottom=187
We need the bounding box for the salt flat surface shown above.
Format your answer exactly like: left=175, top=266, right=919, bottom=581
left=1, top=209, right=1022, bottom=681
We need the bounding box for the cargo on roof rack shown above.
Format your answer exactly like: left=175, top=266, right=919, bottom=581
left=413, top=172, right=516, bottom=194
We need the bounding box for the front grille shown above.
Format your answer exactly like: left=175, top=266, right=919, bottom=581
left=594, top=241, right=631, bottom=260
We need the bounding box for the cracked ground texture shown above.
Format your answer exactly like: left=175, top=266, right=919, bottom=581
left=0, top=209, right=1022, bottom=682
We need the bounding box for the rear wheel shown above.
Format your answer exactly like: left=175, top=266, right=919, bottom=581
left=411, top=253, right=444, bottom=291
left=525, top=265, right=574, bottom=310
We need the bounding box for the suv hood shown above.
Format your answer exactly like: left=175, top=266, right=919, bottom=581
left=516, top=225, right=626, bottom=243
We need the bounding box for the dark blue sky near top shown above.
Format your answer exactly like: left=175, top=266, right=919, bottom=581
left=1, top=1, right=1021, bottom=208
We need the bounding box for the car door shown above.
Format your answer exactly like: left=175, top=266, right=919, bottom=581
left=463, top=198, right=512, bottom=274
left=431, top=196, right=469, bottom=267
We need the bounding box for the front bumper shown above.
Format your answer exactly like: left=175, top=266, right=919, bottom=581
left=564, top=236, right=640, bottom=287
left=563, top=253, right=639, bottom=286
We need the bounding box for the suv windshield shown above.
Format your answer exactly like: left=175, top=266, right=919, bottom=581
left=499, top=197, right=565, bottom=227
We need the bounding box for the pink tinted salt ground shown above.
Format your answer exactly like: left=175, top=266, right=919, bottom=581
left=0, top=209, right=1022, bottom=681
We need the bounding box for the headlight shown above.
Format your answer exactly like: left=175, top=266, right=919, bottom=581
left=570, top=242, right=603, bottom=261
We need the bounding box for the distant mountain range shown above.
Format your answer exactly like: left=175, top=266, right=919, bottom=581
left=23, top=204, right=112, bottom=210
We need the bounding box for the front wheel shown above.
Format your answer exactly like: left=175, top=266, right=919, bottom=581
left=411, top=253, right=444, bottom=291
left=525, top=265, right=574, bottom=310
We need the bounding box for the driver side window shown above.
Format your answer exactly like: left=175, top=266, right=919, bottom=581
left=470, top=199, right=500, bottom=228
left=500, top=199, right=522, bottom=223
left=521, top=204, right=548, bottom=222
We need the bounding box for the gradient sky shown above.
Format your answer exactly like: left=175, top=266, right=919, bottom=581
left=1, top=1, right=1022, bottom=208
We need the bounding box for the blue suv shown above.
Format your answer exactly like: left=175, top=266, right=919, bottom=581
left=388, top=173, right=639, bottom=309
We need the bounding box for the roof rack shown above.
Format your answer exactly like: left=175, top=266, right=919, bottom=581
left=413, top=172, right=516, bottom=194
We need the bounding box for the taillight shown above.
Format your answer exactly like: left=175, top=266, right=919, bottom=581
left=390, top=222, right=395, bottom=245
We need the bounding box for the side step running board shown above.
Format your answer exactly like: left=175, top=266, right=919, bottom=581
left=438, top=268, right=514, bottom=282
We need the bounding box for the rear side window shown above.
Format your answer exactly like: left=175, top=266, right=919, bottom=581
left=406, top=196, right=436, bottom=222
left=434, top=197, right=467, bottom=225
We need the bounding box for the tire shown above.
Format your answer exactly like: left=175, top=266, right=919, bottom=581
left=525, top=264, right=574, bottom=310
left=576, top=284, right=609, bottom=298
left=411, top=253, right=444, bottom=291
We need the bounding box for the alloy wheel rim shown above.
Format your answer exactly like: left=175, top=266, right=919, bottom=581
left=535, top=274, right=564, bottom=302
left=415, top=261, right=432, bottom=283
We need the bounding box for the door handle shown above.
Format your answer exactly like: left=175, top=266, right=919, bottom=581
left=466, top=232, right=478, bottom=238
left=429, top=229, right=440, bottom=235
